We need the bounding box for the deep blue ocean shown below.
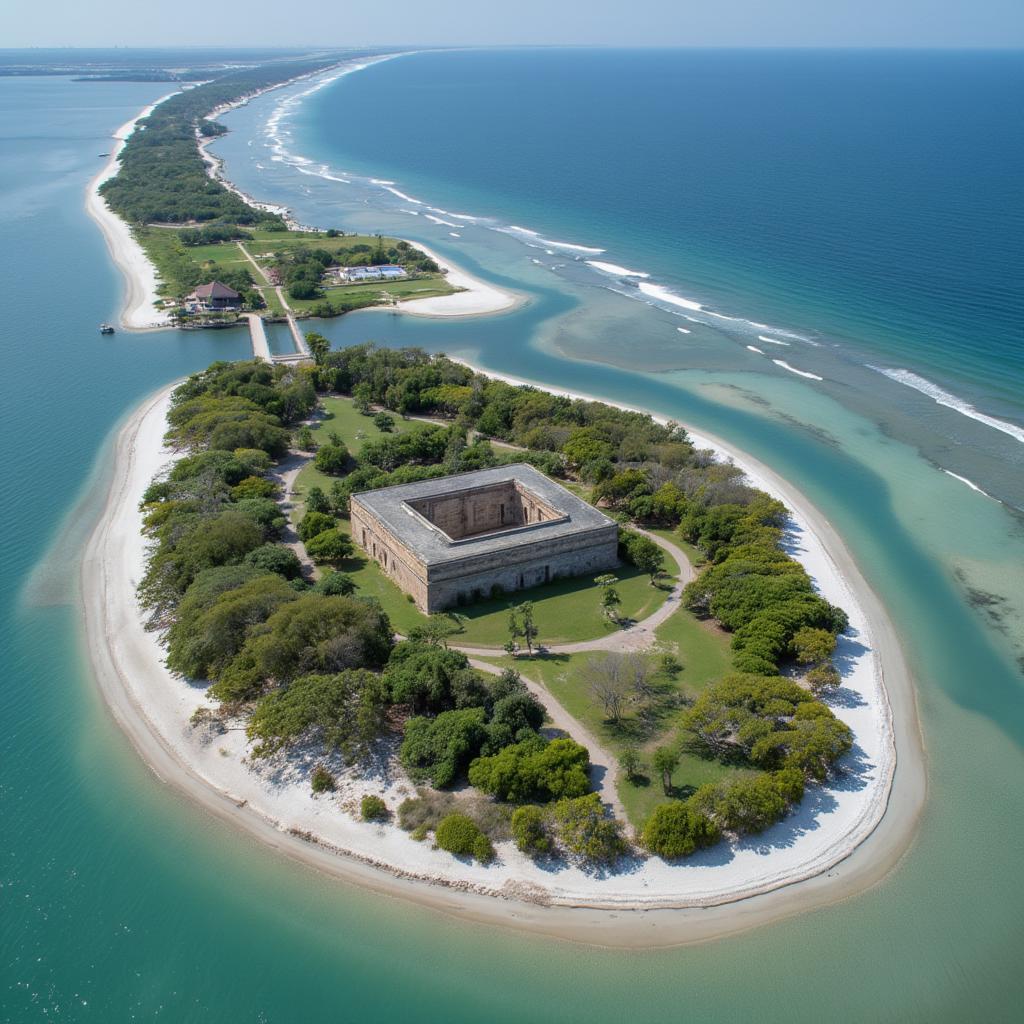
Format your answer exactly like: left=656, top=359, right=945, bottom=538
left=3, top=51, right=1024, bottom=1022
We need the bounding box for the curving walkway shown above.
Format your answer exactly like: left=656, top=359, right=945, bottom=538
left=453, top=528, right=695, bottom=658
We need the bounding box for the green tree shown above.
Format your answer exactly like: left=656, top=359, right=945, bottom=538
left=641, top=801, right=720, bottom=859
left=594, top=574, right=622, bottom=621
left=372, top=411, right=395, bottom=432
left=314, top=570, right=356, bottom=596
left=296, top=426, right=316, bottom=451
left=550, top=793, right=627, bottom=865
left=305, top=528, right=353, bottom=565
left=435, top=813, right=494, bottom=863
left=314, top=442, right=349, bottom=475
left=508, top=601, right=539, bottom=656
left=652, top=746, right=680, bottom=795
left=468, top=737, right=590, bottom=802
left=511, top=805, right=552, bottom=856
left=353, top=382, right=373, bottom=415
left=621, top=531, right=666, bottom=584
left=246, top=669, right=389, bottom=759
left=305, top=485, right=331, bottom=514
left=618, top=747, right=644, bottom=782
left=306, top=331, right=330, bottom=365
left=400, top=707, right=488, bottom=788
left=244, top=543, right=303, bottom=580
left=361, top=794, right=388, bottom=820
left=792, top=626, right=837, bottom=666
left=298, top=510, right=335, bottom=543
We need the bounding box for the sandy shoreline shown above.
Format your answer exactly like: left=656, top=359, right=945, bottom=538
left=85, top=93, right=178, bottom=330
left=79, top=370, right=925, bottom=947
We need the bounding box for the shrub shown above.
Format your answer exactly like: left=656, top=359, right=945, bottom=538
left=641, top=801, right=720, bottom=859
left=397, top=790, right=458, bottom=832
left=510, top=805, right=551, bottom=856
left=410, top=824, right=429, bottom=841
left=305, top=528, right=353, bottom=565
left=231, top=475, right=278, bottom=500
left=689, top=769, right=804, bottom=835
left=400, top=707, right=488, bottom=788
left=806, top=663, right=841, bottom=693
left=551, top=793, right=627, bottom=865
left=435, top=813, right=494, bottom=863
left=468, top=737, right=590, bottom=803
left=314, top=442, right=350, bottom=475
left=315, top=570, right=356, bottom=596
left=298, top=510, right=335, bottom=542
left=361, top=794, right=388, bottom=821
left=244, top=544, right=303, bottom=579
left=311, top=764, right=336, bottom=793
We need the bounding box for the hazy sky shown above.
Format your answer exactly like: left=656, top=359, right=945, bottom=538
left=3, top=0, right=1023, bottom=49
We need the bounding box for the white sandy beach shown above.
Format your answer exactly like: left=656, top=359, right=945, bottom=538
left=85, top=94, right=177, bottom=330
left=80, top=372, right=924, bottom=946
left=396, top=240, right=523, bottom=317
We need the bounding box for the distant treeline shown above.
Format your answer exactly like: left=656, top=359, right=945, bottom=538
left=99, top=57, right=341, bottom=226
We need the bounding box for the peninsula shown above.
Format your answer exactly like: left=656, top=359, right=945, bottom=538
left=86, top=53, right=519, bottom=333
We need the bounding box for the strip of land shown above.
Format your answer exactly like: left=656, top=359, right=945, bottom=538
left=86, top=94, right=177, bottom=330
left=80, top=373, right=924, bottom=946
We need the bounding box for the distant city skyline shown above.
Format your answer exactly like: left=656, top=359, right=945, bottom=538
left=2, top=0, right=1023, bottom=50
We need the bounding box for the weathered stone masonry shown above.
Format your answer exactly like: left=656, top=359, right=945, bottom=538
left=350, top=464, right=619, bottom=613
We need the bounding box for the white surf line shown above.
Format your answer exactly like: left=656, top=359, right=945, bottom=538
left=773, top=359, right=823, bottom=381
left=586, top=260, right=650, bottom=278
left=758, top=335, right=791, bottom=346
left=943, top=470, right=997, bottom=500
left=868, top=366, right=1024, bottom=445
left=747, top=345, right=765, bottom=354
left=677, top=327, right=691, bottom=335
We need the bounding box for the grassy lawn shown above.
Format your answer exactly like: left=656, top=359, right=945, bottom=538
left=474, top=594, right=741, bottom=826
left=285, top=274, right=455, bottom=314
left=135, top=226, right=451, bottom=314
left=289, top=393, right=680, bottom=647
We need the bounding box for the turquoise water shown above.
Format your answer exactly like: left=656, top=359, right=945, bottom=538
left=3, top=58, right=1024, bottom=1021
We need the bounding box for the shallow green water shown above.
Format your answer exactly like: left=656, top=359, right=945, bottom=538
left=2, top=72, right=1023, bottom=1023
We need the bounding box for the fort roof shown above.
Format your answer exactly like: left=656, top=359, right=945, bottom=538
left=350, top=464, right=615, bottom=567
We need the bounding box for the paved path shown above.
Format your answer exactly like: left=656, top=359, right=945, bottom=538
left=245, top=313, right=271, bottom=361
left=454, top=528, right=696, bottom=659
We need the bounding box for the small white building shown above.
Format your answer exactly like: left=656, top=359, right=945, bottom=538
left=336, top=265, right=408, bottom=283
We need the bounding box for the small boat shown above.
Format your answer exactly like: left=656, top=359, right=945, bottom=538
left=99, top=323, right=115, bottom=335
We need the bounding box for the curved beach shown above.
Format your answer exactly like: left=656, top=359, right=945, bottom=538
left=79, top=378, right=924, bottom=948
left=85, top=94, right=176, bottom=330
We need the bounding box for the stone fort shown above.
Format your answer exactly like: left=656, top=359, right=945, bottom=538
left=349, top=464, right=619, bottom=613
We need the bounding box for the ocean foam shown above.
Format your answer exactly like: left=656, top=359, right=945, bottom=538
left=502, top=224, right=605, bottom=254
left=869, top=367, right=1024, bottom=445
left=677, top=327, right=691, bottom=334
left=586, top=260, right=650, bottom=278
left=425, top=214, right=460, bottom=227
left=747, top=345, right=765, bottom=354
left=943, top=470, right=996, bottom=499
left=773, top=360, right=823, bottom=381
left=637, top=282, right=704, bottom=312
left=758, top=335, right=790, bottom=346
left=383, top=185, right=422, bottom=204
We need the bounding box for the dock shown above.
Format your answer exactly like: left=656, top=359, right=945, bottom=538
left=246, top=313, right=271, bottom=361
